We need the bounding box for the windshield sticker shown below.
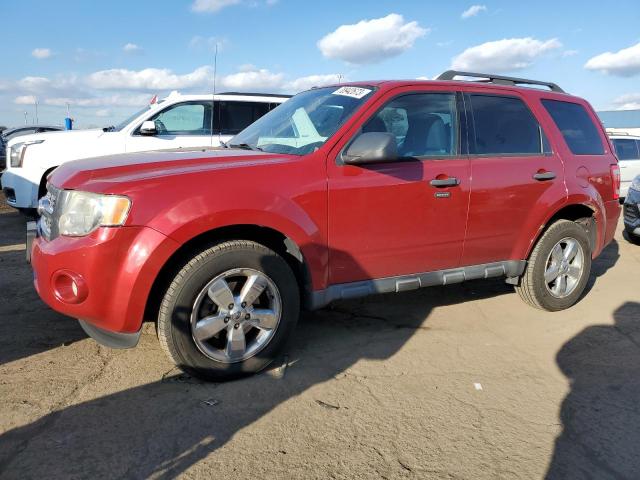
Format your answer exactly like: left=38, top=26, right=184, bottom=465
left=332, top=86, right=372, bottom=99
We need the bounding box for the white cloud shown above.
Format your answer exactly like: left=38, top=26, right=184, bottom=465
left=31, top=48, right=52, bottom=59
left=18, top=76, right=51, bottom=92
left=219, top=67, right=284, bottom=91
left=284, top=74, right=343, bottom=93
left=188, top=36, right=229, bottom=51
left=585, top=42, right=640, bottom=77
left=612, top=93, right=640, bottom=110
left=191, top=0, right=241, bottom=12
left=451, top=37, right=562, bottom=72
left=563, top=49, right=579, bottom=57
left=14, top=95, right=37, bottom=105
left=95, top=109, right=111, bottom=117
left=42, top=94, right=151, bottom=107
left=190, top=0, right=275, bottom=12
left=86, top=66, right=213, bottom=90
left=123, top=43, right=142, bottom=54
left=318, top=14, right=428, bottom=65
left=461, top=5, right=487, bottom=19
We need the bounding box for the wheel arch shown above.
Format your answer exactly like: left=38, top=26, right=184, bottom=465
left=38, top=166, right=58, bottom=199
left=143, top=224, right=312, bottom=325
left=525, top=202, right=598, bottom=259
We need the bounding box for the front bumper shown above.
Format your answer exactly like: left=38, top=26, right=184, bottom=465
left=1, top=170, right=39, bottom=209
left=30, top=224, right=180, bottom=338
left=623, top=189, right=640, bottom=237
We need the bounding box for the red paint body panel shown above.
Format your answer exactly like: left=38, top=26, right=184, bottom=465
left=33, top=80, right=621, bottom=335
left=31, top=226, right=179, bottom=333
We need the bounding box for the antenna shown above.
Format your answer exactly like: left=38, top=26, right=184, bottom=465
left=210, top=43, right=218, bottom=147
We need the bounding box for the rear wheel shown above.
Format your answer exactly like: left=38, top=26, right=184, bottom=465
left=516, top=220, right=592, bottom=311
left=157, top=240, right=300, bottom=381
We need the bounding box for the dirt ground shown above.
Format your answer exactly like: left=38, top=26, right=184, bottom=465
left=0, top=192, right=639, bottom=479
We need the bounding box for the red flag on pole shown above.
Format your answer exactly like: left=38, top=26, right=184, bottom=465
left=149, top=94, right=158, bottom=105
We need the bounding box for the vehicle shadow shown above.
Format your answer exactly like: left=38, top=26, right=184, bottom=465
left=581, top=239, right=620, bottom=297
left=622, top=229, right=640, bottom=246
left=0, top=277, right=513, bottom=478
left=546, top=301, right=640, bottom=479
left=0, top=211, right=85, bottom=366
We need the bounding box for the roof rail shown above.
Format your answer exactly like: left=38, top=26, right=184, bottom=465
left=437, top=70, right=565, bottom=93
left=218, top=92, right=293, bottom=98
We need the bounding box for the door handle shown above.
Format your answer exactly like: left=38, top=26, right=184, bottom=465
left=430, top=177, right=460, bottom=187
left=533, top=171, right=556, bottom=181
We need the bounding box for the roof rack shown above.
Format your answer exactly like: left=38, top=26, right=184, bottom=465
left=218, top=92, right=293, bottom=98
left=437, top=70, right=565, bottom=93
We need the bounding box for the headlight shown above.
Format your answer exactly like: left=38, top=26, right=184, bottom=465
left=9, top=139, right=44, bottom=167
left=57, top=190, right=131, bottom=237
left=631, top=176, right=640, bottom=193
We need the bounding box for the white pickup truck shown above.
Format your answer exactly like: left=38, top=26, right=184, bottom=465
left=1, top=91, right=289, bottom=212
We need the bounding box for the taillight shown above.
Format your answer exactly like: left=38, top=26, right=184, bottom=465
left=610, top=163, right=621, bottom=200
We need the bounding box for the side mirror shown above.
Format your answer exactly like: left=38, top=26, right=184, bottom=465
left=139, top=120, right=157, bottom=136
left=342, top=132, right=398, bottom=165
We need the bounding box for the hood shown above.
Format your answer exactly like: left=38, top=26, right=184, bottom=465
left=5, top=128, right=103, bottom=147
left=49, top=147, right=297, bottom=192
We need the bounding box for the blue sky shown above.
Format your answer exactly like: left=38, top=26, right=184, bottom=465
left=2, top=0, right=640, bottom=127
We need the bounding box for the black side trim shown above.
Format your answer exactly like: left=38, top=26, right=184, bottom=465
left=307, top=260, right=527, bottom=310
left=78, top=320, right=141, bottom=349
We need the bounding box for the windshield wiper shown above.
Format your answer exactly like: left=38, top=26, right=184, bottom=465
left=229, top=143, right=263, bottom=152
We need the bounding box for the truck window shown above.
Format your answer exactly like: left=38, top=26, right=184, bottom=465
left=468, top=94, right=547, bottom=155
left=151, top=102, right=211, bottom=135
left=218, top=102, right=271, bottom=135
left=541, top=99, right=604, bottom=155
left=363, top=93, right=458, bottom=158
left=612, top=138, right=640, bottom=160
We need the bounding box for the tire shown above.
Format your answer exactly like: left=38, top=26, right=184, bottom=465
left=516, top=219, right=592, bottom=311
left=157, top=240, right=300, bottom=381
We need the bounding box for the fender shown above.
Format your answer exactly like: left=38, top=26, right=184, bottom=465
left=141, top=188, right=328, bottom=291
left=517, top=191, right=604, bottom=261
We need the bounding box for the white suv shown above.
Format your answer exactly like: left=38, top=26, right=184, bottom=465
left=1, top=91, right=289, bottom=211
left=609, top=134, right=640, bottom=198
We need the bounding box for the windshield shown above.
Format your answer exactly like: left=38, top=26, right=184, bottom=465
left=110, top=105, right=155, bottom=132
left=229, top=86, right=375, bottom=155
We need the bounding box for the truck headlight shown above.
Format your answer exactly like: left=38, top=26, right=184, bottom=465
left=630, top=176, right=640, bottom=193
left=9, top=139, right=44, bottom=167
left=57, top=190, right=131, bottom=237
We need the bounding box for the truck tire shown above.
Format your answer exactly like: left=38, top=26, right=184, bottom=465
left=157, top=240, right=300, bottom=381
left=516, top=219, right=592, bottom=311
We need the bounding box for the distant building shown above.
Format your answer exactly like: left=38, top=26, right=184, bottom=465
left=597, top=109, right=640, bottom=136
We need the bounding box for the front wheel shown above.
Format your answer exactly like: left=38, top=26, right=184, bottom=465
left=516, top=219, right=592, bottom=311
left=157, top=240, right=300, bottom=381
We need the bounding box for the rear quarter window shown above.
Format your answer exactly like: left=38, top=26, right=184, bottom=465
left=541, top=99, right=604, bottom=155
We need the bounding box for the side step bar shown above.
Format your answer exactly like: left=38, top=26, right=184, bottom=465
left=308, top=260, right=526, bottom=310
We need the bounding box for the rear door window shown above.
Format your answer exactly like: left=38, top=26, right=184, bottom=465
left=218, top=101, right=272, bottom=135
left=612, top=138, right=640, bottom=160
left=541, top=99, right=604, bottom=155
left=467, top=94, right=548, bottom=155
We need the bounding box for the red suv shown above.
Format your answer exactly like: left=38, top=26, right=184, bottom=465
left=29, top=71, right=621, bottom=381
